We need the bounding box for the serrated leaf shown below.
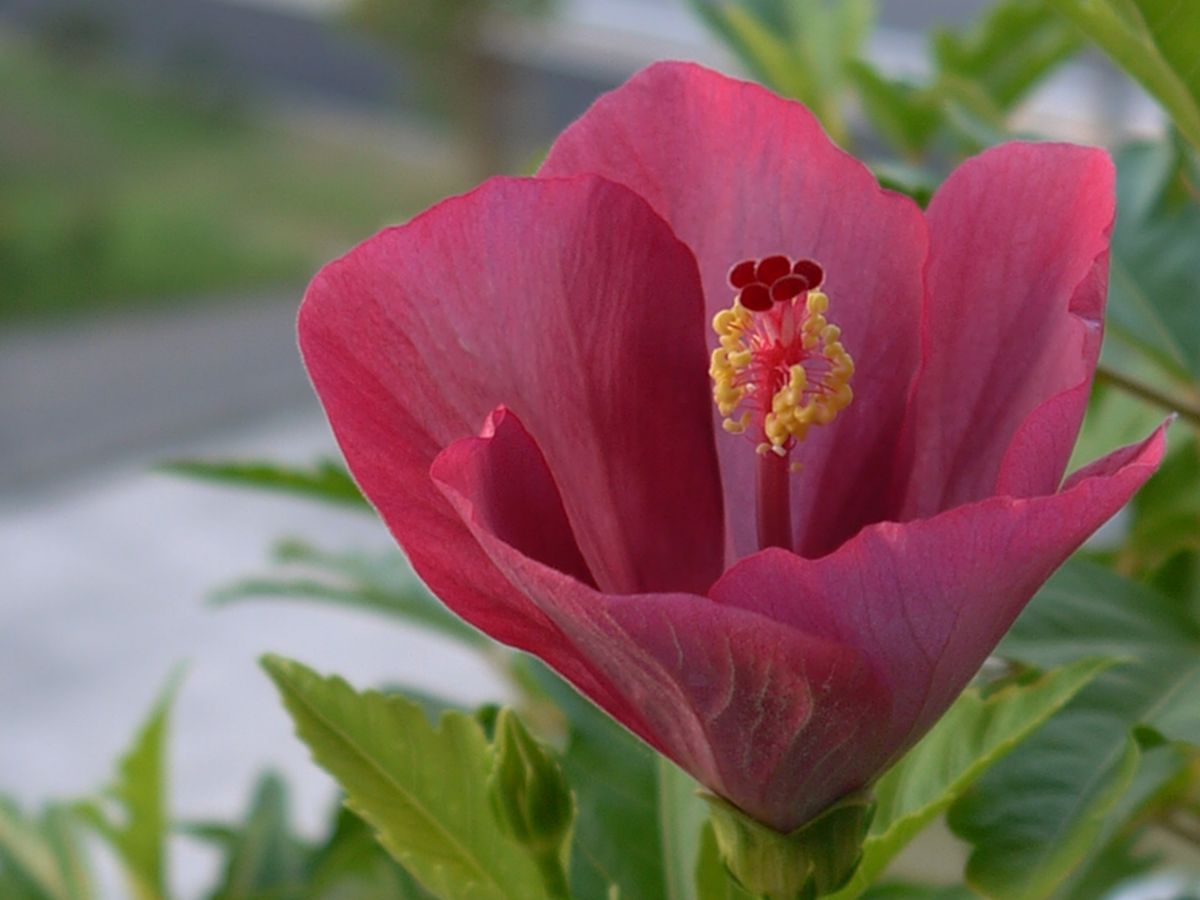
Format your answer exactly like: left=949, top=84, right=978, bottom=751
left=828, top=658, right=1108, bottom=899
left=162, top=458, right=370, bottom=511
left=261, top=656, right=550, bottom=900
left=1048, top=0, right=1200, bottom=150
left=216, top=540, right=485, bottom=647
left=75, top=676, right=178, bottom=900
left=948, top=560, right=1200, bottom=897
left=0, top=799, right=91, bottom=900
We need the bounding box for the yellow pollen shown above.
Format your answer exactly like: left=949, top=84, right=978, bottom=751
left=709, top=289, right=855, bottom=453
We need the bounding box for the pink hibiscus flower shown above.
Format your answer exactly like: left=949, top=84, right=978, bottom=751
left=298, top=62, right=1164, bottom=832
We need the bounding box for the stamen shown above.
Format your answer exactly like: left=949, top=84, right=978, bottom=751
left=709, top=255, right=855, bottom=552
left=709, top=256, right=854, bottom=454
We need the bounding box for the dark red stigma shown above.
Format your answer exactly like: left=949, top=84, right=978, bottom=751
left=726, top=255, right=824, bottom=311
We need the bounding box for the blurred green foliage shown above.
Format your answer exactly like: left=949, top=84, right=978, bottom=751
left=1048, top=0, right=1200, bottom=152
left=686, top=0, right=873, bottom=144
left=0, top=42, right=462, bottom=323
left=344, top=0, right=555, bottom=177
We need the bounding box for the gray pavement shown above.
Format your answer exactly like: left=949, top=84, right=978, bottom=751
left=1, top=410, right=506, bottom=897
left=0, top=284, right=512, bottom=896
left=0, top=293, right=314, bottom=497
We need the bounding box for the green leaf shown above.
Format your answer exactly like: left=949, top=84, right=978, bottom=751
left=1048, top=0, right=1200, bottom=150
left=304, top=805, right=434, bottom=899
left=1055, top=741, right=1189, bottom=898
left=847, top=62, right=942, bottom=159
left=75, top=676, right=179, bottom=900
left=261, top=655, right=550, bottom=900
left=827, top=658, right=1109, bottom=899
left=1106, top=141, right=1200, bottom=382
left=658, top=758, right=708, bottom=900
left=869, top=161, right=940, bottom=208
left=204, top=773, right=307, bottom=900
left=1000, top=559, right=1200, bottom=745
left=216, top=540, right=486, bottom=647
left=948, top=560, right=1200, bottom=897
left=950, top=726, right=1141, bottom=900
left=1125, top=437, right=1200, bottom=574
left=0, top=799, right=91, bottom=900
left=684, top=0, right=874, bottom=142
left=932, top=0, right=1083, bottom=110
left=161, top=458, right=370, bottom=511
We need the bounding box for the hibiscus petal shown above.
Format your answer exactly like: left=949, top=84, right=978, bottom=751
left=540, top=61, right=927, bottom=560
left=902, top=143, right=1116, bottom=517
left=711, top=424, right=1165, bottom=775
left=432, top=406, right=890, bottom=832
left=299, top=175, right=724, bottom=610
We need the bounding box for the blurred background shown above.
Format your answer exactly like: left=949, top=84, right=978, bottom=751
left=0, top=0, right=1176, bottom=896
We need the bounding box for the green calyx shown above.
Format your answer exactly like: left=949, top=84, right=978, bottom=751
left=703, top=790, right=875, bottom=900
left=486, top=708, right=575, bottom=898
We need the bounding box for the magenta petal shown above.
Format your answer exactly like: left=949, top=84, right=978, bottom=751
left=433, top=407, right=889, bottom=831
left=299, top=175, right=724, bottom=602
left=541, top=61, right=928, bottom=559
left=901, top=143, right=1116, bottom=517
left=432, top=406, right=595, bottom=586
left=712, top=424, right=1165, bottom=771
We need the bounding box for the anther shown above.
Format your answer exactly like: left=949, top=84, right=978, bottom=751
left=770, top=274, right=807, bottom=303
left=728, top=259, right=758, bottom=289
left=738, top=282, right=772, bottom=312
left=755, top=255, right=792, bottom=285
left=792, top=259, right=824, bottom=289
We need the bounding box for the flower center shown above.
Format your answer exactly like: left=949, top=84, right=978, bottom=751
left=710, top=255, right=855, bottom=455
left=709, top=255, right=855, bottom=550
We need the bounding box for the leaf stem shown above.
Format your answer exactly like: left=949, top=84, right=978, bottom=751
left=1094, top=363, right=1200, bottom=427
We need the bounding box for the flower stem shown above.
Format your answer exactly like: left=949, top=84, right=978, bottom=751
left=756, top=450, right=793, bottom=551
left=1094, top=363, right=1200, bottom=428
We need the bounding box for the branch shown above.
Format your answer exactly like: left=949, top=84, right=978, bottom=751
left=1094, top=363, right=1200, bottom=428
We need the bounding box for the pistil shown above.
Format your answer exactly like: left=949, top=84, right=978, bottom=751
left=756, top=448, right=793, bottom=550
